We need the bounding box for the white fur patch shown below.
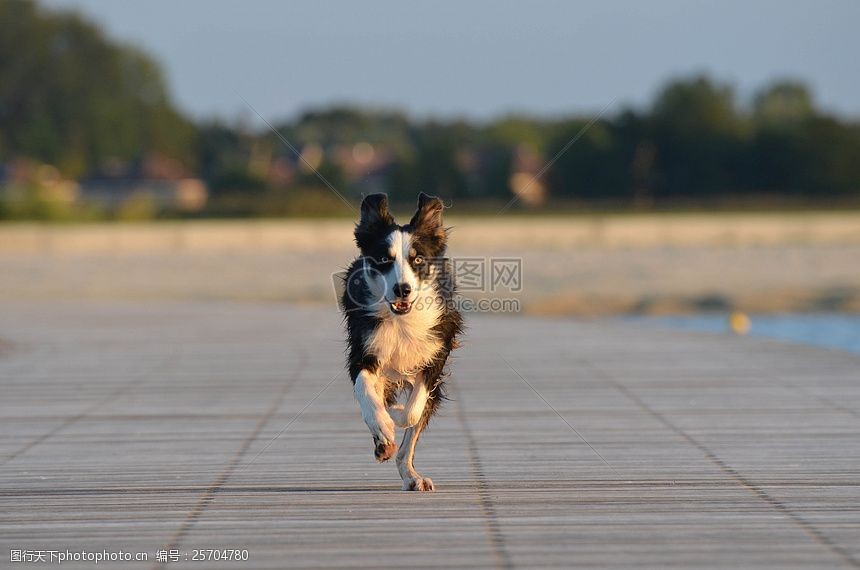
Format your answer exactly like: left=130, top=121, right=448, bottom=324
left=362, top=229, right=444, bottom=374
left=386, top=230, right=419, bottom=299
left=365, top=302, right=443, bottom=374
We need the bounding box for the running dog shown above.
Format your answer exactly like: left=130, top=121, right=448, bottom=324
left=341, top=193, right=462, bottom=491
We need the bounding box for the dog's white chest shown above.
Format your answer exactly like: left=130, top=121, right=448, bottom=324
left=365, top=308, right=443, bottom=374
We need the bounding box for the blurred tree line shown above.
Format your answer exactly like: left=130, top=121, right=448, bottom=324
left=0, top=1, right=195, bottom=177
left=2, top=1, right=860, bottom=219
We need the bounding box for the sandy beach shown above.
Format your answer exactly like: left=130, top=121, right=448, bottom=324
left=2, top=213, right=859, bottom=315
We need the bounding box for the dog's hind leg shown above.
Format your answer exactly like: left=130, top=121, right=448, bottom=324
left=396, top=423, right=433, bottom=491
left=396, top=390, right=441, bottom=492
left=354, top=369, right=397, bottom=462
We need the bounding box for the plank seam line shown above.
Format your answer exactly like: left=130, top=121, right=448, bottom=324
left=582, top=360, right=860, bottom=569
left=450, top=380, right=515, bottom=570
left=1, top=348, right=183, bottom=466
left=152, top=349, right=308, bottom=569
left=786, top=381, right=860, bottom=420
left=3, top=480, right=860, bottom=497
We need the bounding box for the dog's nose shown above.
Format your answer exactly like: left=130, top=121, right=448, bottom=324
left=392, top=283, right=412, bottom=298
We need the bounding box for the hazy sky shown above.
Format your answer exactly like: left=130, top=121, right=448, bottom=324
left=44, top=0, right=860, bottom=123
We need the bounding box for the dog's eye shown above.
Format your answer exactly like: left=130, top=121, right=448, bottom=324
left=414, top=256, right=424, bottom=265
left=380, top=256, right=390, bottom=264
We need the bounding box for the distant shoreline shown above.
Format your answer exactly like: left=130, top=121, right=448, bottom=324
left=2, top=211, right=860, bottom=254
left=2, top=215, right=858, bottom=316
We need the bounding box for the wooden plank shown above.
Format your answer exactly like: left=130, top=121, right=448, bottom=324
left=0, top=301, right=858, bottom=569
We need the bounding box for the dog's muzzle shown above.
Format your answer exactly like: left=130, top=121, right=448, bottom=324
left=389, top=299, right=413, bottom=315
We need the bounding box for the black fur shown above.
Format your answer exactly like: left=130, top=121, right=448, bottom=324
left=341, top=193, right=463, bottom=430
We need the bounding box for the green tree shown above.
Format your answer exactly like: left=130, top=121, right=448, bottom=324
left=649, top=75, right=747, bottom=197
left=754, top=80, right=814, bottom=124
left=750, top=81, right=860, bottom=197
left=0, top=0, right=194, bottom=177
left=411, top=121, right=471, bottom=200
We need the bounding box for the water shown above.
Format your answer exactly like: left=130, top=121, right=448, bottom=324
left=630, top=313, right=860, bottom=356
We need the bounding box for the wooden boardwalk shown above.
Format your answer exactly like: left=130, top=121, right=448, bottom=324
left=1, top=301, right=858, bottom=569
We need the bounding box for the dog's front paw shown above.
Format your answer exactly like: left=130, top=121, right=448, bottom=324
left=374, top=438, right=397, bottom=462
left=403, top=476, right=435, bottom=492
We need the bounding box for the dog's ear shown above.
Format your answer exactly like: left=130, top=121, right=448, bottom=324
left=355, top=193, right=394, bottom=248
left=359, top=193, right=394, bottom=227
left=409, top=192, right=444, bottom=235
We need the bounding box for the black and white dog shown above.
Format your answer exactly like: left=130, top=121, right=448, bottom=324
left=341, top=193, right=462, bottom=491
